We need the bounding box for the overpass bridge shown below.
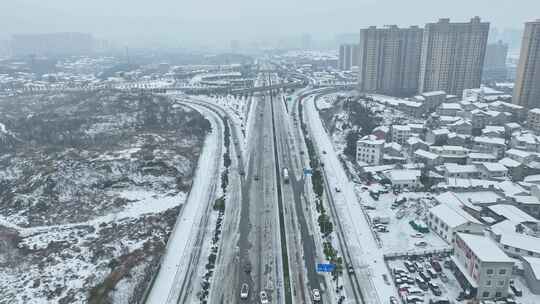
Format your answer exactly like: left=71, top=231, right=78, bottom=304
left=3, top=78, right=308, bottom=96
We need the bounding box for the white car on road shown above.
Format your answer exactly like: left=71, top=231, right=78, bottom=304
left=240, top=283, right=249, bottom=299
left=312, top=289, right=321, bottom=302
left=260, top=291, right=269, bottom=304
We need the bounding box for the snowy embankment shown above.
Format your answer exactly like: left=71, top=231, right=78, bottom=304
left=145, top=103, right=222, bottom=304
left=304, top=95, right=395, bottom=303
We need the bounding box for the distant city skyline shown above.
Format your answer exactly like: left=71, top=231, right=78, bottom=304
left=1, top=0, right=539, bottom=48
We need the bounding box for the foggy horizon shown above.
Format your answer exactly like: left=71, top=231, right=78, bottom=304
left=1, top=0, right=539, bottom=48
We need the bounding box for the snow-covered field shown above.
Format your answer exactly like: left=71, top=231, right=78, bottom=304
left=0, top=91, right=209, bottom=303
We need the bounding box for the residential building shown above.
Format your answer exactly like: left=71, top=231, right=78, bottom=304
left=428, top=203, right=484, bottom=244
left=442, top=164, right=480, bottom=180
left=430, top=145, right=469, bottom=164
left=425, top=128, right=450, bottom=145
left=468, top=153, right=497, bottom=164
left=513, top=20, right=540, bottom=109
left=338, top=44, right=358, bottom=70
left=415, top=90, right=447, bottom=113
left=528, top=108, right=540, bottom=132
left=418, top=17, right=490, bottom=96
left=384, top=169, right=421, bottom=189
left=414, top=149, right=441, bottom=167
left=358, top=25, right=423, bottom=96
left=391, top=125, right=412, bottom=145
left=483, top=41, right=509, bottom=82
left=477, top=162, right=509, bottom=180
left=472, top=136, right=506, bottom=159
left=453, top=233, right=514, bottom=300
left=492, top=231, right=540, bottom=259
left=356, top=135, right=384, bottom=165
left=522, top=257, right=540, bottom=294
left=436, top=103, right=463, bottom=116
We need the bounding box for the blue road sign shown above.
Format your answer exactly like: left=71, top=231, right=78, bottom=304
left=303, top=168, right=313, bottom=176
left=316, top=263, right=335, bottom=272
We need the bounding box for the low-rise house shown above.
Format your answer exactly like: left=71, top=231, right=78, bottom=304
left=398, top=100, right=423, bottom=118
left=482, top=126, right=506, bottom=138
left=417, top=90, right=446, bottom=113
left=448, top=119, right=473, bottom=135
left=505, top=148, right=535, bottom=164
left=489, top=101, right=526, bottom=122
left=468, top=152, right=497, bottom=164
left=453, top=233, right=514, bottom=300
left=514, top=193, right=540, bottom=219
left=504, top=122, right=522, bottom=137
left=491, top=230, right=540, bottom=259
left=443, top=163, right=480, bottom=180
left=428, top=203, right=484, bottom=244
left=447, top=133, right=471, bottom=146
left=430, top=145, right=469, bottom=164
left=478, top=162, right=509, bottom=180
left=391, top=125, right=412, bottom=145
left=384, top=169, right=421, bottom=189
left=426, top=128, right=450, bottom=145
left=528, top=108, right=540, bottom=132
left=522, top=257, right=540, bottom=294
left=473, top=136, right=506, bottom=159
left=414, top=149, right=441, bottom=167
left=467, top=109, right=491, bottom=130
left=437, top=102, right=463, bottom=116
left=356, top=135, right=384, bottom=166
left=485, top=110, right=508, bottom=126
left=511, top=132, right=540, bottom=152
left=406, top=137, right=429, bottom=155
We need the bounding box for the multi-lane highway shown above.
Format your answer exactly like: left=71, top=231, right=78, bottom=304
left=145, top=64, right=379, bottom=304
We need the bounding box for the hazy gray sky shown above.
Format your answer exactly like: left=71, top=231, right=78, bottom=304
left=1, top=0, right=538, bottom=47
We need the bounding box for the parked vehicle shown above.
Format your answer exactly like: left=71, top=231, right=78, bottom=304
left=427, top=268, right=438, bottom=279
left=431, top=260, right=442, bottom=272
left=389, top=296, right=399, bottom=304
left=406, top=295, right=424, bottom=303
left=429, top=298, right=450, bottom=304
left=404, top=261, right=416, bottom=273
left=414, top=241, right=428, bottom=247
left=443, top=259, right=452, bottom=269
left=411, top=233, right=424, bottom=238
left=429, top=282, right=442, bottom=296
left=416, top=276, right=428, bottom=290
left=418, top=271, right=430, bottom=282
left=373, top=216, right=391, bottom=224
left=439, top=272, right=449, bottom=283
left=240, top=283, right=249, bottom=299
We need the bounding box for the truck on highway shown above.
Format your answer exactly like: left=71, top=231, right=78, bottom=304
left=283, top=168, right=289, bottom=183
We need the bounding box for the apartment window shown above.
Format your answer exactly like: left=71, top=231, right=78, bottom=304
left=495, top=292, right=502, bottom=298
left=485, top=280, right=491, bottom=286
left=499, top=269, right=506, bottom=275
left=486, top=269, right=494, bottom=275
left=498, top=280, right=505, bottom=286
left=482, top=292, right=490, bottom=298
